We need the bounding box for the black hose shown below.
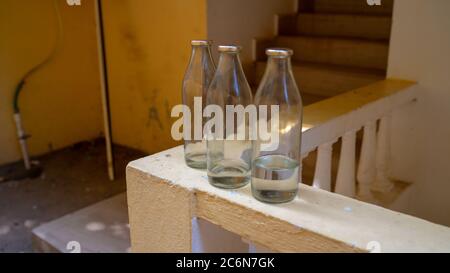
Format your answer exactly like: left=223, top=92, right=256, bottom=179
left=13, top=80, right=25, bottom=113
left=12, top=0, right=62, bottom=115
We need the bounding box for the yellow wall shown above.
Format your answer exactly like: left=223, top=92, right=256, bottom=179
left=0, top=0, right=207, bottom=165
left=0, top=0, right=103, bottom=165
left=102, top=0, right=207, bottom=154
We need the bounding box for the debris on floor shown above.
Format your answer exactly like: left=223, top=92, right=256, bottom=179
left=0, top=139, right=144, bottom=252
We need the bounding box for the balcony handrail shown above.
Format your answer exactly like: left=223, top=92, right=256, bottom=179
left=301, top=79, right=418, bottom=197
left=125, top=79, right=450, bottom=253
left=302, top=79, right=416, bottom=154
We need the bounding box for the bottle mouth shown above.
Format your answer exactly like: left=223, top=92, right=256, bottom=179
left=218, top=45, right=242, bottom=53
left=191, top=40, right=212, bottom=46
left=266, top=48, right=293, bottom=58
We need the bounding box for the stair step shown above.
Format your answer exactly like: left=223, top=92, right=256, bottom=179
left=300, top=93, right=329, bottom=106
left=300, top=0, right=394, bottom=15
left=255, top=61, right=384, bottom=99
left=270, top=36, right=389, bottom=70
left=279, top=13, right=392, bottom=40
left=32, top=194, right=130, bottom=253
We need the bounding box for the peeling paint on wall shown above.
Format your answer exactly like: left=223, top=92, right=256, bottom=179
left=101, top=0, right=207, bottom=154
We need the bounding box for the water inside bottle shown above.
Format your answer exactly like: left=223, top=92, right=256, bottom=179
left=251, top=154, right=299, bottom=203
left=185, top=141, right=206, bottom=169
left=207, top=140, right=251, bottom=189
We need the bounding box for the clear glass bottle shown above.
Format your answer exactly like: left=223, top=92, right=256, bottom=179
left=252, top=48, right=303, bottom=203
left=182, top=40, right=215, bottom=169
left=206, top=45, right=253, bottom=189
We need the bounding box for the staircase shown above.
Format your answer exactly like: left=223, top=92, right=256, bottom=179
left=253, top=0, right=393, bottom=105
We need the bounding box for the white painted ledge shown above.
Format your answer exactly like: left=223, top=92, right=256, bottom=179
left=126, top=146, right=450, bottom=253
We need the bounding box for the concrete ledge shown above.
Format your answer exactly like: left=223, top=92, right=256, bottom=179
left=127, top=146, right=450, bottom=253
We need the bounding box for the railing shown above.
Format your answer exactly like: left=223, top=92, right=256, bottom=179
left=125, top=79, right=450, bottom=253
left=301, top=80, right=417, bottom=199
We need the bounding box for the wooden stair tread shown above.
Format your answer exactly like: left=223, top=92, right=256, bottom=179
left=278, top=13, right=392, bottom=40
left=291, top=60, right=385, bottom=76
left=304, top=0, right=394, bottom=15
left=272, top=35, right=389, bottom=70
left=255, top=60, right=384, bottom=99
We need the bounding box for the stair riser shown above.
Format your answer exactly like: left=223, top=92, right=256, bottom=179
left=300, top=0, right=394, bottom=15
left=255, top=62, right=384, bottom=97
left=274, top=36, right=389, bottom=70
left=279, top=14, right=392, bottom=40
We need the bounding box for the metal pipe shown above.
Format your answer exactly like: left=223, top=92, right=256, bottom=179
left=12, top=0, right=63, bottom=170
left=13, top=113, right=31, bottom=170
left=95, top=0, right=115, bottom=180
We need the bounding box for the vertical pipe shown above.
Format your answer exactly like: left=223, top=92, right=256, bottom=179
left=94, top=0, right=115, bottom=180
left=13, top=113, right=31, bottom=170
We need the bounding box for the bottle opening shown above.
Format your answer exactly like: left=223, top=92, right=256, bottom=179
left=191, top=40, right=212, bottom=46
left=266, top=48, right=293, bottom=58
left=218, top=45, right=242, bottom=53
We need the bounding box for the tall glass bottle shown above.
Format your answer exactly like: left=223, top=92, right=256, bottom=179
left=252, top=48, right=303, bottom=203
left=206, top=45, right=253, bottom=189
left=182, top=40, right=215, bottom=169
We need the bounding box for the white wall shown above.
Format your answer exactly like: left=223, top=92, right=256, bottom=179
left=207, top=0, right=297, bottom=80
left=388, top=0, right=450, bottom=226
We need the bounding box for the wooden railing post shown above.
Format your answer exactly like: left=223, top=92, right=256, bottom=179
left=357, top=120, right=377, bottom=199
left=372, top=115, right=394, bottom=192
left=335, top=130, right=357, bottom=197
left=312, top=142, right=335, bottom=191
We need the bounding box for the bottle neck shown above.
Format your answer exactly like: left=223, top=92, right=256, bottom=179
left=189, top=45, right=214, bottom=69
left=266, top=56, right=292, bottom=77
left=216, top=52, right=243, bottom=74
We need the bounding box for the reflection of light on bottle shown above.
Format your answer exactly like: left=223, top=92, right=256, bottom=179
left=280, top=122, right=295, bottom=134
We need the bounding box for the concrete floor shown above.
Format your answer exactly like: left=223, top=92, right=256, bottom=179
left=0, top=139, right=144, bottom=252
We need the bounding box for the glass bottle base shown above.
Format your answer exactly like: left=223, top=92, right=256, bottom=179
left=185, top=153, right=207, bottom=169
left=207, top=159, right=250, bottom=189
left=252, top=188, right=298, bottom=204
left=208, top=176, right=250, bottom=189
left=251, top=154, right=299, bottom=204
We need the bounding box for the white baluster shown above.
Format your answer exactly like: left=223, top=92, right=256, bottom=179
left=335, top=130, right=357, bottom=197
left=300, top=152, right=310, bottom=184
left=313, top=142, right=334, bottom=191
left=372, top=115, right=394, bottom=192
left=357, top=121, right=377, bottom=199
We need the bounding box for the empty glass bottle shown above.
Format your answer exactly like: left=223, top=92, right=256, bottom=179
left=206, top=45, right=253, bottom=189
left=182, top=40, right=215, bottom=169
left=252, top=48, right=303, bottom=203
